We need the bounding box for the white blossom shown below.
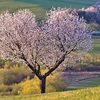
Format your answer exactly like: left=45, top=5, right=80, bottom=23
left=0, top=8, right=92, bottom=72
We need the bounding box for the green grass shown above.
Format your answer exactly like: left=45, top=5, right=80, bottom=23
left=0, top=0, right=99, bottom=20
left=89, top=39, right=100, bottom=54
left=1, top=86, right=100, bottom=100
left=68, top=77, right=100, bottom=89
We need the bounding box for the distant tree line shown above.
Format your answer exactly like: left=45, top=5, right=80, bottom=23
left=66, top=2, right=100, bottom=27
left=77, top=2, right=100, bottom=25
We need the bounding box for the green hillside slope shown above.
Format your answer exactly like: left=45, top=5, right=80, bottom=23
left=0, top=0, right=99, bottom=20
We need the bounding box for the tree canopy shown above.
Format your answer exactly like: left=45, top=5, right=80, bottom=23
left=0, top=8, right=92, bottom=93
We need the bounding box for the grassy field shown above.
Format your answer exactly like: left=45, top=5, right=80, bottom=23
left=0, top=0, right=99, bottom=20
left=67, top=76, right=100, bottom=89
left=89, top=39, right=100, bottom=54
left=1, top=86, right=100, bottom=100
left=88, top=34, right=100, bottom=55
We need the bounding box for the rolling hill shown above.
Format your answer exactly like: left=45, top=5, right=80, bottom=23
left=0, top=0, right=99, bottom=20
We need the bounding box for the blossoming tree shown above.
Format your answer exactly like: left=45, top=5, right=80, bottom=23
left=0, top=8, right=92, bottom=93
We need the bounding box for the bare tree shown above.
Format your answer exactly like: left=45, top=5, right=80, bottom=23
left=0, top=8, right=92, bottom=93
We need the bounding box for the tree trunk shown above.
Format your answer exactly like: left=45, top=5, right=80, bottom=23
left=40, top=77, right=46, bottom=93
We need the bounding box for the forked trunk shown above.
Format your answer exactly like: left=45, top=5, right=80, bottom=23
left=40, top=77, right=46, bottom=93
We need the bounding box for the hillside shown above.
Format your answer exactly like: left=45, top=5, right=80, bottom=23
left=0, top=0, right=99, bottom=20
left=0, top=86, right=100, bottom=100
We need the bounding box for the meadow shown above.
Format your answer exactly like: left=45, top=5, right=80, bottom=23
left=0, top=86, right=100, bottom=100
left=0, top=0, right=99, bottom=20
left=68, top=76, right=100, bottom=89
left=89, top=39, right=100, bottom=54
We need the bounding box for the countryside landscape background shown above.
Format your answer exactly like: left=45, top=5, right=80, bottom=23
left=0, top=0, right=100, bottom=100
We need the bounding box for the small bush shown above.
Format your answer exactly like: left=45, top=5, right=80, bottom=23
left=0, top=84, right=12, bottom=96
left=12, top=84, right=21, bottom=95
left=0, top=59, right=6, bottom=68
left=18, top=72, right=67, bottom=94
left=46, top=73, right=67, bottom=92
left=88, top=22, right=100, bottom=31
left=0, top=84, right=12, bottom=92
left=0, top=65, right=33, bottom=85
left=18, top=76, right=40, bottom=94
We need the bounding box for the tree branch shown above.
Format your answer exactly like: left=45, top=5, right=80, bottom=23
left=21, top=53, right=42, bottom=80
left=35, top=61, right=41, bottom=74
left=44, top=52, right=66, bottom=77
left=57, top=35, right=65, bottom=52
left=44, top=42, right=78, bottom=77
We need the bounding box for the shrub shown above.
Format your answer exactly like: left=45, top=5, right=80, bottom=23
left=18, top=72, right=67, bottom=94
left=0, top=84, right=12, bottom=92
left=0, top=59, right=6, bottom=68
left=0, top=72, right=67, bottom=95
left=0, top=69, right=24, bottom=85
left=0, top=84, right=12, bottom=96
left=46, top=73, right=67, bottom=92
left=11, top=84, right=21, bottom=95
left=0, top=65, right=33, bottom=85
left=88, top=22, right=100, bottom=31
left=18, top=76, right=40, bottom=94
